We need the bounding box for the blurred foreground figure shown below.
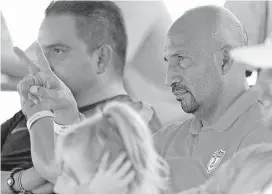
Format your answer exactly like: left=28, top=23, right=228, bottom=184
left=181, top=143, right=272, bottom=194
left=154, top=5, right=272, bottom=193
left=231, top=32, right=272, bottom=112
left=230, top=32, right=272, bottom=70
left=224, top=0, right=272, bottom=81
left=54, top=101, right=169, bottom=194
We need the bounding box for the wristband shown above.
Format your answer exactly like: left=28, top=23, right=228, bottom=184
left=54, top=122, right=72, bottom=135
left=27, top=111, right=55, bottom=131
left=54, top=113, right=85, bottom=135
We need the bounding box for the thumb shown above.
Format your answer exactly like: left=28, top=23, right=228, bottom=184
left=32, top=182, right=54, bottom=194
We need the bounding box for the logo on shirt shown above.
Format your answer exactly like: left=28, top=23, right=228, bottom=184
left=206, top=149, right=226, bottom=174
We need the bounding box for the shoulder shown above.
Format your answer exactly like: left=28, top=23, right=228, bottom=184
left=153, top=118, right=193, bottom=155
left=140, top=102, right=162, bottom=133
left=238, top=118, right=272, bottom=150
left=1, top=110, right=25, bottom=132
left=122, top=98, right=163, bottom=133
left=1, top=110, right=27, bottom=155
left=157, top=118, right=192, bottom=136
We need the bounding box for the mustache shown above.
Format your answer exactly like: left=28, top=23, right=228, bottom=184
left=171, top=82, right=188, bottom=93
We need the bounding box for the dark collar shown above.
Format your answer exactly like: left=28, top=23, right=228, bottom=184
left=78, top=95, right=131, bottom=113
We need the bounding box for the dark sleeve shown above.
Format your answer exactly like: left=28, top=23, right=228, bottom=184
left=1, top=111, right=24, bottom=149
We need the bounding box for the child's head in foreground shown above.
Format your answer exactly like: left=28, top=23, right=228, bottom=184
left=54, top=101, right=169, bottom=194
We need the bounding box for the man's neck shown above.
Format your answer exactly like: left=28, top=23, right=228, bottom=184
left=74, top=83, right=127, bottom=108
left=200, top=80, right=249, bottom=127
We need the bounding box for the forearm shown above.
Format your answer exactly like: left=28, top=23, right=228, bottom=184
left=29, top=111, right=81, bottom=183
left=29, top=110, right=78, bottom=162
left=29, top=117, right=59, bottom=183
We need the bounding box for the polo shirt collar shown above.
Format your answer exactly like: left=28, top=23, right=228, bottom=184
left=190, top=86, right=262, bottom=134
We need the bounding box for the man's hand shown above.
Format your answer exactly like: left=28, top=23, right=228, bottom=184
left=17, top=74, right=42, bottom=120
left=14, top=43, right=80, bottom=124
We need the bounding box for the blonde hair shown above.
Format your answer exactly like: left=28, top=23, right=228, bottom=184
left=55, top=101, right=169, bottom=194
left=184, top=143, right=272, bottom=194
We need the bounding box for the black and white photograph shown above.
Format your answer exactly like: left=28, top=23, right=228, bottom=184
left=1, top=0, right=272, bottom=194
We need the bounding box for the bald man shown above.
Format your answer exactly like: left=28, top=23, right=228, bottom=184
left=153, top=5, right=272, bottom=193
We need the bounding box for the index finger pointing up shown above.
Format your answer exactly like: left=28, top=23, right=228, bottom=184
left=13, top=46, right=40, bottom=74
left=36, top=42, right=52, bottom=73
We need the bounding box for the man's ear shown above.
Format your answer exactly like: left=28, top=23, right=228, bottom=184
left=221, top=46, right=234, bottom=75
left=214, top=46, right=234, bottom=75
left=95, top=45, right=113, bottom=74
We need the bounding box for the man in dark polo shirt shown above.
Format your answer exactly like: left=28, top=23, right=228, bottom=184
left=1, top=1, right=162, bottom=193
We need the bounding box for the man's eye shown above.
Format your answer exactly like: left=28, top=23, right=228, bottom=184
left=52, top=48, right=64, bottom=55
left=178, top=55, right=185, bottom=62
left=178, top=56, right=191, bottom=68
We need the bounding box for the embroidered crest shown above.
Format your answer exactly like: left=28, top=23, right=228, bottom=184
left=206, top=149, right=226, bottom=174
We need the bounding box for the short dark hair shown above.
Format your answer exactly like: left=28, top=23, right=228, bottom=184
left=45, top=1, right=128, bottom=75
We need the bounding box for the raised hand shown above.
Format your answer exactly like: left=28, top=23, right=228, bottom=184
left=16, top=74, right=41, bottom=119
left=14, top=43, right=79, bottom=124
left=86, top=152, right=135, bottom=194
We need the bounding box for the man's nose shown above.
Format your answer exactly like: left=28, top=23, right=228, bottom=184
left=165, top=70, right=173, bottom=87
left=165, top=68, right=181, bottom=87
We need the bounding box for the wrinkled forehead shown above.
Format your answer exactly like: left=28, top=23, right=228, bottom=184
left=164, top=33, right=212, bottom=59
left=164, top=34, right=190, bottom=55
left=164, top=18, right=222, bottom=59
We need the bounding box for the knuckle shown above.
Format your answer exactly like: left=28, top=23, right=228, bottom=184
left=35, top=86, right=40, bottom=93
left=18, top=83, right=27, bottom=93
left=26, top=79, right=35, bottom=87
